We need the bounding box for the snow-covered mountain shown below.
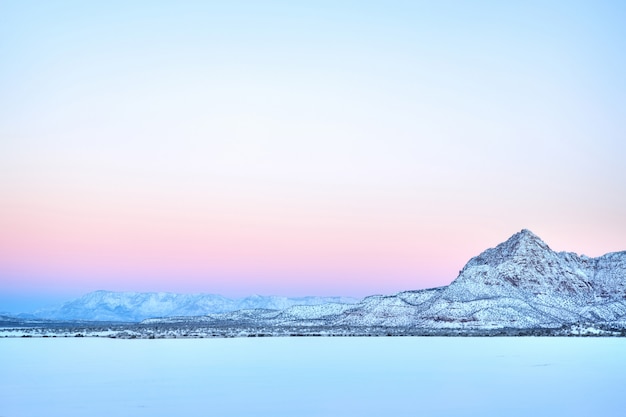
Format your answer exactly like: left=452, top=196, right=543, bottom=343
left=150, top=229, right=626, bottom=330
left=333, top=229, right=626, bottom=329
left=34, top=291, right=359, bottom=322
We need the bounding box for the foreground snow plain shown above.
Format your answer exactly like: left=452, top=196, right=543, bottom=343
left=1, top=337, right=624, bottom=417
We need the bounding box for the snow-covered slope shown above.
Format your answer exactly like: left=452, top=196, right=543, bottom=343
left=336, top=229, right=626, bottom=329
left=34, top=291, right=359, bottom=322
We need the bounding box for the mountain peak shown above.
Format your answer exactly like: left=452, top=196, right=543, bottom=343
left=519, top=228, right=536, bottom=237
left=511, top=228, right=542, bottom=243
left=498, top=228, right=551, bottom=254
left=458, top=229, right=553, bottom=274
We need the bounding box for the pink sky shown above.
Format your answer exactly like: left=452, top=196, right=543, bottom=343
left=1, top=2, right=626, bottom=310
left=2, top=180, right=624, bottom=302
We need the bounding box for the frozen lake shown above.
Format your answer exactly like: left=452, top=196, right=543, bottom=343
left=1, top=337, right=625, bottom=417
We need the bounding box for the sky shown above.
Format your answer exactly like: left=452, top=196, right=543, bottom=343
left=1, top=1, right=625, bottom=312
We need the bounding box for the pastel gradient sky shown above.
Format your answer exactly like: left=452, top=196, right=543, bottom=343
left=1, top=1, right=625, bottom=312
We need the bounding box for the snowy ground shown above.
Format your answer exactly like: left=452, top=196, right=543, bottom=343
left=1, top=337, right=624, bottom=417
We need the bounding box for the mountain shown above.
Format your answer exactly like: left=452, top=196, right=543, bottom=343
left=33, top=291, right=359, bottom=322
left=13, top=229, right=626, bottom=334
left=332, top=229, right=626, bottom=329
left=151, top=229, right=626, bottom=331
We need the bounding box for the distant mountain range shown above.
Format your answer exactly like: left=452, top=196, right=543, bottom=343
left=7, top=229, right=626, bottom=334
left=30, top=291, right=359, bottom=322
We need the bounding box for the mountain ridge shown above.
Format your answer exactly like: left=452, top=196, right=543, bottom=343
left=13, top=229, right=626, bottom=332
